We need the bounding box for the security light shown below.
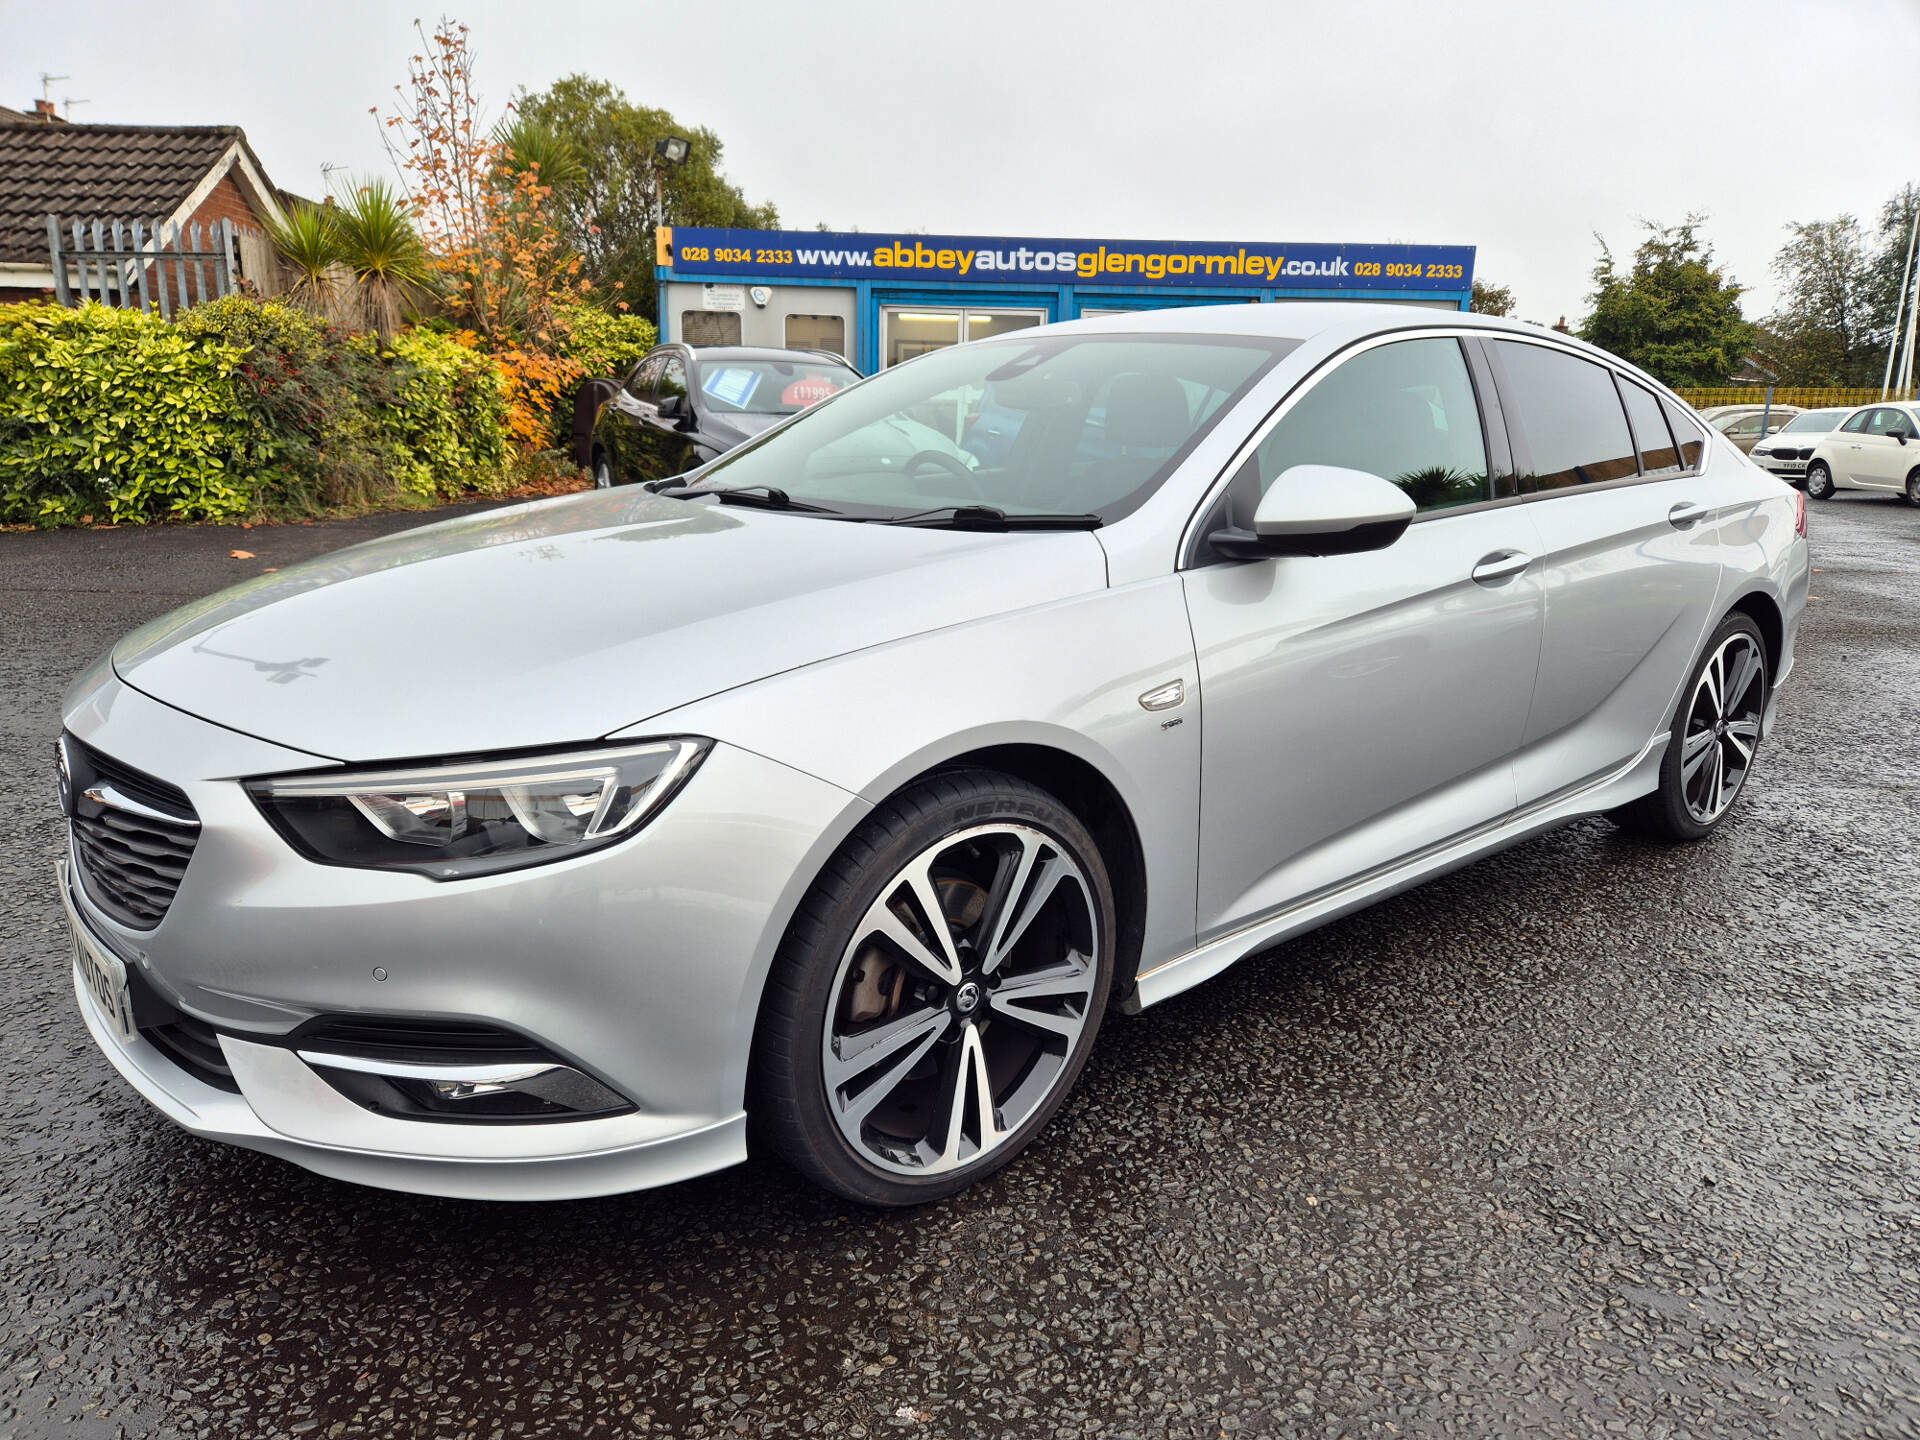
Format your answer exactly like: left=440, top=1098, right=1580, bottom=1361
left=654, top=135, right=692, bottom=166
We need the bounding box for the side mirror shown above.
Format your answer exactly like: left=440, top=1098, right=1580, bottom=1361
left=657, top=394, right=697, bottom=430
left=1210, top=465, right=1417, bottom=561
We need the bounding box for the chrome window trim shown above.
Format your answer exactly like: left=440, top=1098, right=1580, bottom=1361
left=1177, top=325, right=1711, bottom=570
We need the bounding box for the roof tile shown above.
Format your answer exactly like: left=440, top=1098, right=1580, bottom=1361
left=0, top=123, right=243, bottom=264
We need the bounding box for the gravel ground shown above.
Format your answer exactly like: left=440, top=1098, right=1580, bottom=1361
left=1, top=495, right=1916, bottom=1439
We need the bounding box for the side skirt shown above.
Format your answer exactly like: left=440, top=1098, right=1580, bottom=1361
left=1126, top=731, right=1670, bottom=1012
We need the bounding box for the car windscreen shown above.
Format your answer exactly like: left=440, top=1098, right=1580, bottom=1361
left=697, top=359, right=859, bottom=415
left=1776, top=409, right=1847, bottom=433
left=687, top=334, right=1293, bottom=521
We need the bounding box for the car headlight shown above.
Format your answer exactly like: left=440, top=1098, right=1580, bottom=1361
left=248, top=739, right=710, bottom=879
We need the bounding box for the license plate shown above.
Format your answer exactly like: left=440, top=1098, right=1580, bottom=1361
left=58, top=861, right=139, bottom=1045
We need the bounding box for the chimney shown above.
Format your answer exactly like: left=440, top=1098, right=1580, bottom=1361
left=30, top=98, right=67, bottom=123
left=1552, top=315, right=1571, bottom=334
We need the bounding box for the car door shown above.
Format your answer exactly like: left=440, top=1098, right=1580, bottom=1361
left=646, top=355, right=705, bottom=480
left=1852, top=408, right=1913, bottom=489
left=1482, top=340, right=1724, bottom=806
left=1182, top=333, right=1545, bottom=939
left=600, top=353, right=667, bottom=483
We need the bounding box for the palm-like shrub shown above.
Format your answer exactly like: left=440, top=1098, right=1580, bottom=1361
left=263, top=202, right=341, bottom=318
left=332, top=181, right=432, bottom=342
left=494, top=114, right=583, bottom=191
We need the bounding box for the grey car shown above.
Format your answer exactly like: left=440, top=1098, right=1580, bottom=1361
left=55, top=304, right=1809, bottom=1206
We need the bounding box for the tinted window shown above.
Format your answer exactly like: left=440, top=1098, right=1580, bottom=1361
left=1839, top=410, right=1872, bottom=434
left=1249, top=338, right=1490, bottom=512
left=1620, top=381, right=1680, bottom=474
left=1660, top=399, right=1705, bottom=468
left=659, top=358, right=688, bottom=403
left=1492, top=341, right=1638, bottom=491
left=629, top=354, right=666, bottom=398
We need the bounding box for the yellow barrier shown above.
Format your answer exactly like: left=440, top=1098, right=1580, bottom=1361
left=1672, top=386, right=1915, bottom=410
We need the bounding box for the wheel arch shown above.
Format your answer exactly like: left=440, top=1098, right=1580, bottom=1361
left=919, top=742, right=1150, bottom=1003
left=1725, top=587, right=1784, bottom=696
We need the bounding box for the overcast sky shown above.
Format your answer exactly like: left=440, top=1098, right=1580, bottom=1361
left=4, top=0, right=1917, bottom=324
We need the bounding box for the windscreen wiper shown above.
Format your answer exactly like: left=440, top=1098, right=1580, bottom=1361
left=655, top=480, right=842, bottom=514
left=879, top=505, right=1103, bottom=531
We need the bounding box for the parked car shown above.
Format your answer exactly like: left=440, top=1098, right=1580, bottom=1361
left=55, top=305, right=1808, bottom=1206
left=1750, top=407, right=1853, bottom=485
left=588, top=344, right=860, bottom=487
left=1804, top=402, right=1920, bottom=503
left=1700, top=403, right=1802, bottom=453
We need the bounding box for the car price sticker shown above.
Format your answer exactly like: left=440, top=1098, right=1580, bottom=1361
left=781, top=375, right=843, bottom=408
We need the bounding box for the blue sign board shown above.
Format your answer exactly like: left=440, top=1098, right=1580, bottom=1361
left=664, top=227, right=1473, bottom=293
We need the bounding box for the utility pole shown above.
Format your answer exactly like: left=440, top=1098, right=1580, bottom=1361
left=1900, top=264, right=1920, bottom=396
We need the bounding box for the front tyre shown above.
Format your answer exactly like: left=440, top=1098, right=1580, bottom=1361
left=1805, top=462, right=1835, bottom=500
left=593, top=451, right=614, bottom=489
left=753, top=771, right=1115, bottom=1206
left=1906, top=471, right=1920, bottom=506
left=1611, top=613, right=1768, bottom=842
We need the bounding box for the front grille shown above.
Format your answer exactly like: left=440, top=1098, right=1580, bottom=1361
left=62, top=735, right=199, bottom=929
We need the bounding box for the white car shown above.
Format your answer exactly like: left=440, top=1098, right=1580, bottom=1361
left=1804, top=403, right=1920, bottom=504
left=1750, top=408, right=1853, bottom=486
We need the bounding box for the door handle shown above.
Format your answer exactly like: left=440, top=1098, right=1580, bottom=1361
left=1470, top=550, right=1532, bottom=585
left=1668, top=501, right=1706, bottom=529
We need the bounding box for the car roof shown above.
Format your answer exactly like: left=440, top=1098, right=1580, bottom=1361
left=1036, top=300, right=1637, bottom=358
left=1698, top=403, right=1802, bottom=418
left=682, top=345, right=854, bottom=366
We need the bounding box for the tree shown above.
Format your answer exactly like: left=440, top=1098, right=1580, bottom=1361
left=1863, top=184, right=1920, bottom=384
left=514, top=75, right=779, bottom=315
left=1758, top=215, right=1880, bottom=385
left=377, top=19, right=585, bottom=345
left=1469, top=278, right=1513, bottom=316
left=1578, top=217, right=1754, bottom=386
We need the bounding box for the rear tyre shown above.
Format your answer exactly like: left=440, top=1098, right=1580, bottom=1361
left=753, top=770, right=1115, bottom=1207
left=1611, top=612, right=1768, bottom=842
left=1805, top=462, right=1835, bottom=500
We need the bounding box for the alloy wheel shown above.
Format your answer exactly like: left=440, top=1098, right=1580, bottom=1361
left=1679, top=632, right=1765, bottom=825
left=820, top=823, right=1100, bottom=1177
left=594, top=457, right=613, bottom=489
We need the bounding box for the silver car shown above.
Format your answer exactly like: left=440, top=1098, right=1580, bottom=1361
left=55, top=305, right=1809, bottom=1205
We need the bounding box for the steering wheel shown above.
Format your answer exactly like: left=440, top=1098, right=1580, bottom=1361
left=902, top=448, right=987, bottom=501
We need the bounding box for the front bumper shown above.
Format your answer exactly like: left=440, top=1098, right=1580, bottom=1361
left=1753, top=454, right=1808, bottom=481
left=61, top=675, right=865, bottom=1200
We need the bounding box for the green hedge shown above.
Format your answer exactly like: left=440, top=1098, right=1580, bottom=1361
left=0, top=303, right=255, bottom=525
left=0, top=300, right=516, bottom=526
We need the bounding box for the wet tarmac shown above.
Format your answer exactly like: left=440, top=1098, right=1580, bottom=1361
left=2, top=494, right=1916, bottom=1438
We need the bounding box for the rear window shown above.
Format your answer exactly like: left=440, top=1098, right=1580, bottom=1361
left=1660, top=399, right=1706, bottom=468
left=1619, top=380, right=1681, bottom=474
left=1491, top=341, right=1638, bottom=492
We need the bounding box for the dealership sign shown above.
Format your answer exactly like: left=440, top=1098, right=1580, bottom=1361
left=661, top=227, right=1473, bottom=292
